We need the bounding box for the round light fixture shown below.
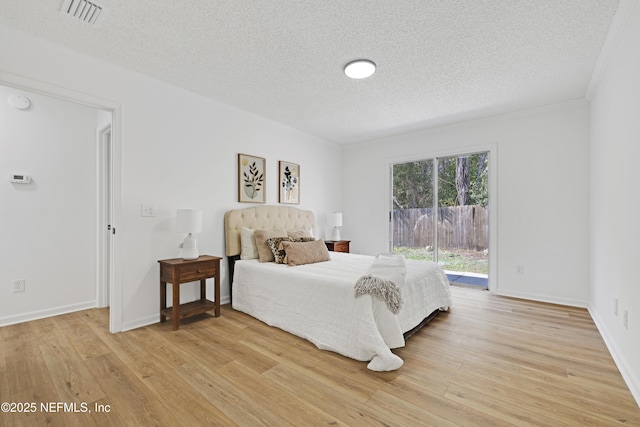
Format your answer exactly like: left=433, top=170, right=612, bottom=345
left=344, top=59, right=376, bottom=79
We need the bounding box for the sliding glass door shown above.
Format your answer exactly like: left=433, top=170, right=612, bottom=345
left=391, top=152, right=489, bottom=288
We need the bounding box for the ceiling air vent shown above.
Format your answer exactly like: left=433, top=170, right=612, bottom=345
left=60, top=0, right=103, bottom=25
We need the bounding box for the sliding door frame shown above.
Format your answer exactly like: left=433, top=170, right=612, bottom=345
left=389, top=143, right=498, bottom=293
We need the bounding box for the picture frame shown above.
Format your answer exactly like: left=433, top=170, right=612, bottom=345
left=279, top=161, right=300, bottom=204
left=238, top=153, right=266, bottom=203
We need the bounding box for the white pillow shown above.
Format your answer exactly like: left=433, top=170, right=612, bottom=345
left=240, top=227, right=258, bottom=260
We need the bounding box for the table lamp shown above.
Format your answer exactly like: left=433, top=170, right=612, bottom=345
left=329, top=212, right=343, bottom=241
left=177, top=209, right=203, bottom=260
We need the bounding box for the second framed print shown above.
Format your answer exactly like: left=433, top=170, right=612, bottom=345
left=279, top=161, right=299, bottom=204
left=238, top=153, right=266, bottom=203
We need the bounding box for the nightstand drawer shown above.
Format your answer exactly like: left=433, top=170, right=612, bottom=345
left=178, top=261, right=217, bottom=281
left=160, top=259, right=217, bottom=283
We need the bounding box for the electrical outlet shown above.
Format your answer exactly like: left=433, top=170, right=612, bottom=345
left=614, top=298, right=618, bottom=316
left=516, top=265, right=524, bottom=275
left=12, top=279, right=25, bottom=293
left=623, top=310, right=628, bottom=329
left=141, top=204, right=157, bottom=217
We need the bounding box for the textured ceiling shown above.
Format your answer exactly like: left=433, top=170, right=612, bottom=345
left=0, top=0, right=620, bottom=144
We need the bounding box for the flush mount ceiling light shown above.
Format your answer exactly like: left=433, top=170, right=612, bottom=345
left=344, top=59, right=376, bottom=79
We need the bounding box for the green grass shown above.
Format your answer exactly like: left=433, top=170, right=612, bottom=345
left=393, top=246, right=488, bottom=274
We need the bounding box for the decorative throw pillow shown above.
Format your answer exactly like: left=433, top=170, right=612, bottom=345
left=266, top=237, right=293, bottom=264
left=294, top=237, right=316, bottom=243
left=287, top=229, right=313, bottom=239
left=253, top=228, right=288, bottom=262
left=240, top=227, right=258, bottom=260
left=280, top=239, right=331, bottom=266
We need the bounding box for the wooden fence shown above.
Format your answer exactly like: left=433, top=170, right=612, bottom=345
left=393, top=206, right=488, bottom=251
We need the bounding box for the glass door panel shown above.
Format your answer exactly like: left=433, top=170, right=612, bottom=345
left=392, top=159, right=435, bottom=262
left=437, top=153, right=489, bottom=288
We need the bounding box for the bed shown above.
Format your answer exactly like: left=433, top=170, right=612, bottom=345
left=224, top=205, right=452, bottom=371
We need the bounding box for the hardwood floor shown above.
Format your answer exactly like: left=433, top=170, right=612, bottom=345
left=1, top=286, right=639, bottom=426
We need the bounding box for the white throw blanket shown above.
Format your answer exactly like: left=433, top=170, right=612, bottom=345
left=354, top=253, right=406, bottom=371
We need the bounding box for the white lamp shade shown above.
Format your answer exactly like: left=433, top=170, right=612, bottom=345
left=328, top=213, right=343, bottom=227
left=329, top=212, right=343, bottom=241
left=176, top=209, right=203, bottom=234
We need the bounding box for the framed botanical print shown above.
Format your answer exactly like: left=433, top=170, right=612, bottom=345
left=279, top=161, right=300, bottom=204
left=238, top=153, right=266, bottom=203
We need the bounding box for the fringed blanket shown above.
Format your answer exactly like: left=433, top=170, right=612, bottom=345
left=354, top=253, right=407, bottom=371
left=354, top=253, right=406, bottom=313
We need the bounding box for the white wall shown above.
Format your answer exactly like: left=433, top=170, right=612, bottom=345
left=0, top=26, right=342, bottom=330
left=343, top=101, right=591, bottom=307
left=0, top=85, right=99, bottom=324
left=589, top=2, right=640, bottom=405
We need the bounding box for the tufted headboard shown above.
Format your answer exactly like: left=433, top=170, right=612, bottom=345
left=224, top=205, right=316, bottom=257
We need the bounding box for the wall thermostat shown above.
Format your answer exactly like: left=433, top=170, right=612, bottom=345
left=10, top=174, right=31, bottom=184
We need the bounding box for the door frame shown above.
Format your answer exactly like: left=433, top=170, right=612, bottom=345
left=97, top=124, right=112, bottom=309
left=1, top=71, right=124, bottom=332
left=389, top=143, right=498, bottom=293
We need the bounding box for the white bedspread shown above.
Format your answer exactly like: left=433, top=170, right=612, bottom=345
left=232, top=252, right=452, bottom=371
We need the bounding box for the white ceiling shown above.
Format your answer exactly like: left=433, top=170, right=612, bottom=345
left=0, top=0, right=620, bottom=144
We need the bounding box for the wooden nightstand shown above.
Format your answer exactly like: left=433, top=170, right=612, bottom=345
left=325, top=240, right=350, bottom=253
left=159, top=255, right=221, bottom=330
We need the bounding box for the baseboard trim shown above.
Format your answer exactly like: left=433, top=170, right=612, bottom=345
left=0, top=301, right=96, bottom=327
left=121, top=314, right=159, bottom=332
left=589, top=307, right=640, bottom=408
left=496, top=289, right=588, bottom=308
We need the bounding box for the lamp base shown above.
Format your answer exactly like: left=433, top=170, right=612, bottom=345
left=331, top=227, right=341, bottom=241
left=181, top=233, right=199, bottom=260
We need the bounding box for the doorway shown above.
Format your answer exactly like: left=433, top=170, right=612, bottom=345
left=0, top=76, right=122, bottom=332
left=391, top=151, right=490, bottom=290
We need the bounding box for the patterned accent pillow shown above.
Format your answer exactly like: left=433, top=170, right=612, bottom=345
left=266, top=237, right=293, bottom=264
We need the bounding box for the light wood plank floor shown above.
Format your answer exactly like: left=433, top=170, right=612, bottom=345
left=1, top=286, right=639, bottom=426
